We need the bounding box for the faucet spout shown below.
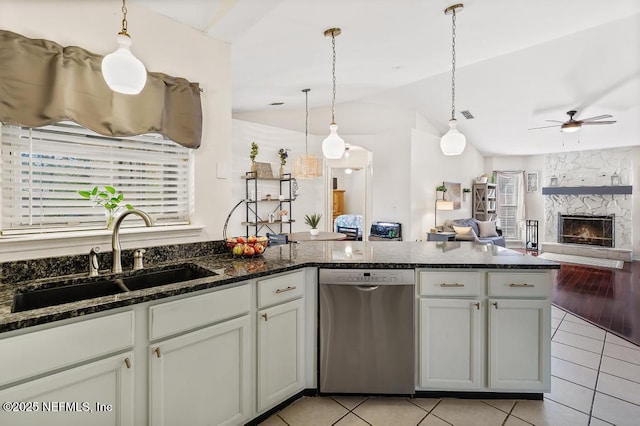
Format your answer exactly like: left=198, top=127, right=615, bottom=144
left=112, top=209, right=153, bottom=273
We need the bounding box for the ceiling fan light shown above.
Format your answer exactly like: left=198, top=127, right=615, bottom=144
left=102, top=34, right=147, bottom=95
left=440, top=119, right=466, bottom=155
left=322, top=123, right=346, bottom=159
left=561, top=122, right=581, bottom=133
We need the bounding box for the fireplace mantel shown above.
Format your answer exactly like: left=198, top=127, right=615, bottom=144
left=541, top=186, right=632, bottom=195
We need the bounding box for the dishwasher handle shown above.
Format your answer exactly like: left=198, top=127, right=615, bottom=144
left=356, top=285, right=379, bottom=292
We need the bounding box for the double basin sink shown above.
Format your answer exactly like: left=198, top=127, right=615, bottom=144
left=12, top=263, right=217, bottom=313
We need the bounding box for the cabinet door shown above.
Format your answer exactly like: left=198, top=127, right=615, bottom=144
left=419, top=298, right=482, bottom=390
left=257, top=298, right=305, bottom=413
left=149, top=315, right=251, bottom=426
left=488, top=299, right=550, bottom=391
left=0, top=352, right=134, bottom=426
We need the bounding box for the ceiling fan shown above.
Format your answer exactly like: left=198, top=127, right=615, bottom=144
left=529, top=110, right=616, bottom=133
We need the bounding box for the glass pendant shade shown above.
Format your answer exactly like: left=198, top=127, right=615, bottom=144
left=322, top=123, right=346, bottom=159
left=292, top=155, right=322, bottom=179
left=440, top=119, right=466, bottom=156
left=102, top=34, right=147, bottom=95
left=561, top=122, right=581, bottom=133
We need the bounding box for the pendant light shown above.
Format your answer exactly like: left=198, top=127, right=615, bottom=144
left=321, top=28, right=346, bottom=159
left=102, top=0, right=147, bottom=95
left=292, top=88, right=323, bottom=179
left=440, top=4, right=466, bottom=156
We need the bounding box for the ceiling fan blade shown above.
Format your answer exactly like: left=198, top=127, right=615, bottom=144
left=579, top=114, right=613, bottom=122
left=544, top=120, right=564, bottom=123
left=581, top=120, right=616, bottom=125
left=528, top=124, right=562, bottom=130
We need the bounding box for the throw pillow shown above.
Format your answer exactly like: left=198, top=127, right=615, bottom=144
left=477, top=220, right=499, bottom=238
left=453, top=225, right=472, bottom=235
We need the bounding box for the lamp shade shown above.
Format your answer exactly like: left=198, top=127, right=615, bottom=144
left=436, top=200, right=454, bottom=211
left=440, top=119, right=466, bottom=155
left=322, top=123, right=346, bottom=159
left=102, top=34, right=147, bottom=95
left=561, top=122, right=581, bottom=133
left=292, top=154, right=322, bottom=179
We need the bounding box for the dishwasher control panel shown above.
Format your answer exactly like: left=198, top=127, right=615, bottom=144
left=319, top=269, right=415, bottom=285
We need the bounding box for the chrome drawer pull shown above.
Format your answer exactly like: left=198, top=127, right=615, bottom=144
left=509, top=283, right=534, bottom=288
left=440, top=283, right=464, bottom=287
left=275, top=286, right=297, bottom=294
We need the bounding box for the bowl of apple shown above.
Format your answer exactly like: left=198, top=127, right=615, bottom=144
left=225, top=236, right=268, bottom=257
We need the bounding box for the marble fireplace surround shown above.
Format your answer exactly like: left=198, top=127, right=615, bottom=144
left=542, top=148, right=633, bottom=261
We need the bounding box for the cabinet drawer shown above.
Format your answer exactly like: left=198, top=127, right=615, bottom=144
left=0, top=311, right=133, bottom=387
left=258, top=270, right=305, bottom=308
left=488, top=272, right=551, bottom=298
left=419, top=271, right=482, bottom=297
left=150, top=284, right=250, bottom=340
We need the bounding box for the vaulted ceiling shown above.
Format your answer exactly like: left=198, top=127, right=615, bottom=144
left=136, top=0, right=640, bottom=156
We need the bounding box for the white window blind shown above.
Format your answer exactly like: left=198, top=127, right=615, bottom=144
left=1, top=123, right=193, bottom=235
left=496, top=172, right=525, bottom=240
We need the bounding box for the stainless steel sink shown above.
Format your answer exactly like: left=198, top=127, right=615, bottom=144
left=12, top=263, right=217, bottom=313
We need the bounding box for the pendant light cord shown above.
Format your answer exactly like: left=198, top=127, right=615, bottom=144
left=303, top=88, right=310, bottom=155
left=120, top=0, right=129, bottom=36
left=450, top=8, right=457, bottom=121
left=331, top=32, right=337, bottom=124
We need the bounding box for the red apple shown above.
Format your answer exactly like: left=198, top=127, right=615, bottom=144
left=247, top=235, right=257, bottom=243
left=244, top=245, right=255, bottom=256
left=254, top=244, right=265, bottom=254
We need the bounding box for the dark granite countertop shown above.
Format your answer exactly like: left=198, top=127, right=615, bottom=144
left=0, top=241, right=558, bottom=333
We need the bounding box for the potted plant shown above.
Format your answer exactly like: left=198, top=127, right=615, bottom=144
left=279, top=209, right=289, bottom=223
left=304, top=213, right=322, bottom=236
left=463, top=187, right=471, bottom=201
left=278, top=148, right=289, bottom=177
left=249, top=142, right=259, bottom=173
left=78, top=185, right=134, bottom=229
left=436, top=184, right=447, bottom=200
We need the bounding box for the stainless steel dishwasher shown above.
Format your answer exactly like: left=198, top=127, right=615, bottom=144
left=319, top=268, right=415, bottom=395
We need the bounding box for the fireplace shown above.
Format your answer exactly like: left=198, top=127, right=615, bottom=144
left=558, top=214, right=614, bottom=247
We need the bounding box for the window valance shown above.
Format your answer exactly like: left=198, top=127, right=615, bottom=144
left=0, top=30, right=202, bottom=149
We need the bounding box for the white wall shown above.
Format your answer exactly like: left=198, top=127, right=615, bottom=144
left=0, top=1, right=231, bottom=260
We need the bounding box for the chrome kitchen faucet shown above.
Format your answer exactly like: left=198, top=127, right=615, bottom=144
left=111, top=209, right=153, bottom=273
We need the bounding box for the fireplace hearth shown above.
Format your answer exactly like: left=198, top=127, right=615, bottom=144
left=558, top=214, right=614, bottom=248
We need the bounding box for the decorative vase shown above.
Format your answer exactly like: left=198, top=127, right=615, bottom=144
left=105, top=210, right=116, bottom=230
left=310, top=228, right=320, bottom=236
left=279, top=164, right=285, bottom=178
left=251, top=161, right=257, bottom=173
left=281, top=215, right=289, bottom=223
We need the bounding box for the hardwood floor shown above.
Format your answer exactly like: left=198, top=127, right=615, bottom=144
left=550, top=259, right=640, bottom=345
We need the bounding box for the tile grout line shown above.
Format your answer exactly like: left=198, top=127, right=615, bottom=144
left=587, top=332, right=608, bottom=423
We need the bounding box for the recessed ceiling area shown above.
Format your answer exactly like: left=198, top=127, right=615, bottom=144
left=135, top=0, right=640, bottom=156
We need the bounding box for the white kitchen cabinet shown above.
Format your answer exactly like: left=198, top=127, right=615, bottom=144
left=419, top=298, right=482, bottom=390
left=417, top=269, right=551, bottom=394
left=0, top=352, right=134, bottom=426
left=488, top=298, right=550, bottom=391
left=149, top=315, right=251, bottom=426
left=257, top=297, right=305, bottom=412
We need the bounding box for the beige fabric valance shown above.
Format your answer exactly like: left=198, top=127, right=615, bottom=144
left=0, top=30, right=202, bottom=149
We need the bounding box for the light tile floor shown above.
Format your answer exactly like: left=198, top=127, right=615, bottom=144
left=260, top=306, right=640, bottom=426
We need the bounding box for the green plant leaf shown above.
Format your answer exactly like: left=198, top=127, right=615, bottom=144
left=105, top=186, right=116, bottom=194
left=98, top=193, right=109, bottom=199
left=125, top=204, right=134, bottom=210
left=78, top=190, right=91, bottom=198
left=91, top=186, right=98, bottom=196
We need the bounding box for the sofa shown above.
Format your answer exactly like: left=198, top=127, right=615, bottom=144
left=440, top=218, right=506, bottom=247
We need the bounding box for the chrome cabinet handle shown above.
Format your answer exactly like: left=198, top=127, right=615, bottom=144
left=275, top=286, right=296, bottom=294
left=440, top=283, right=464, bottom=287
left=154, top=347, right=161, bottom=358
left=510, top=283, right=534, bottom=287
left=124, top=358, right=131, bottom=369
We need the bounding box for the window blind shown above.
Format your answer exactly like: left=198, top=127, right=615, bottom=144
left=1, top=123, right=193, bottom=235
left=496, top=174, right=518, bottom=239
